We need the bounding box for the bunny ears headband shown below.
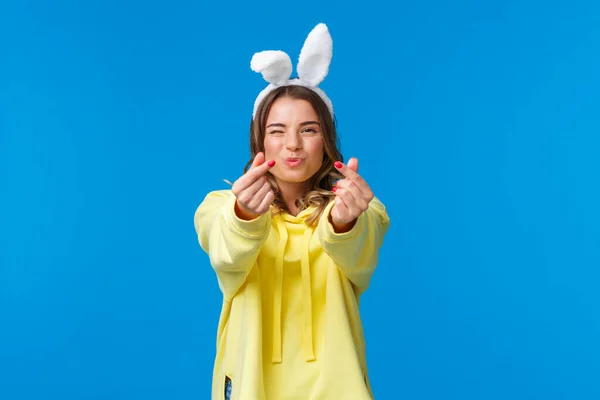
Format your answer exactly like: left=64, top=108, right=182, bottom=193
left=250, top=23, right=334, bottom=119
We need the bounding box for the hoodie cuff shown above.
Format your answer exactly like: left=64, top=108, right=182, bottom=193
left=223, top=193, right=271, bottom=238
left=319, top=199, right=365, bottom=243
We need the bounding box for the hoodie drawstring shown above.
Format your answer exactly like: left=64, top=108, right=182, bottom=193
left=301, top=226, right=315, bottom=361
left=272, top=215, right=287, bottom=363
left=272, top=214, right=315, bottom=363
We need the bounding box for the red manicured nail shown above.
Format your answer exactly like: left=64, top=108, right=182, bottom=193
left=332, top=186, right=337, bottom=192
left=334, top=161, right=342, bottom=169
left=268, top=160, right=276, bottom=167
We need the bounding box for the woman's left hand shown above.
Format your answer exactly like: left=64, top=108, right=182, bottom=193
left=330, top=158, right=374, bottom=232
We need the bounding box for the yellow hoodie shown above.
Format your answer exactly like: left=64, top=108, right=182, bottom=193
left=194, top=190, right=390, bottom=400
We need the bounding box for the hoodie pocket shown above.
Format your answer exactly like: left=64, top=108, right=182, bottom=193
left=224, top=375, right=232, bottom=400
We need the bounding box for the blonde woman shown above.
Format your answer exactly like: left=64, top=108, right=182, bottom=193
left=194, top=24, right=390, bottom=400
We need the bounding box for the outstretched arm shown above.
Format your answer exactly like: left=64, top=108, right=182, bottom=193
left=194, top=153, right=276, bottom=300
left=318, top=158, right=390, bottom=293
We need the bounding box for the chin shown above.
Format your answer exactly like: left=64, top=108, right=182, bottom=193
left=274, top=170, right=316, bottom=184
left=279, top=175, right=311, bottom=184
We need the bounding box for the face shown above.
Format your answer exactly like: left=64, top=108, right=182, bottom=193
left=263, top=97, right=324, bottom=188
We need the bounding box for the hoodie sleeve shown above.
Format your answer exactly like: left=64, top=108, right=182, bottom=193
left=317, top=196, right=390, bottom=293
left=193, top=190, right=271, bottom=300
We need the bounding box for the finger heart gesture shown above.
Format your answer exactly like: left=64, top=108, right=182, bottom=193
left=330, top=157, right=374, bottom=227
left=231, top=152, right=276, bottom=220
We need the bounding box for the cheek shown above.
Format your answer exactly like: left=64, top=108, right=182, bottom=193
left=307, top=139, right=324, bottom=160
left=263, top=138, right=279, bottom=155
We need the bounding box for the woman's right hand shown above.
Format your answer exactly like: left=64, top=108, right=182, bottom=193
left=232, top=152, right=276, bottom=220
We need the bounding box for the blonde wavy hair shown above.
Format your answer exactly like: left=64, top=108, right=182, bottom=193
left=244, top=85, right=343, bottom=227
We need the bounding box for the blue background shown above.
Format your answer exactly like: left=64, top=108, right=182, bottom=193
left=1, top=0, right=599, bottom=399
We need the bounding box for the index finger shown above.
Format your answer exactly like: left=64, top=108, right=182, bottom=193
left=250, top=152, right=266, bottom=169
left=237, top=157, right=276, bottom=189
left=334, top=161, right=370, bottom=193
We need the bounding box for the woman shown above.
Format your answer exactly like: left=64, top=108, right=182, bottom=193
left=194, top=23, right=390, bottom=400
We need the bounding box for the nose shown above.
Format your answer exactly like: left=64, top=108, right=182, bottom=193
left=284, top=132, right=302, bottom=152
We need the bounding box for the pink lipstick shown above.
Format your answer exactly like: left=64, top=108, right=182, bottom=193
left=285, top=158, right=304, bottom=167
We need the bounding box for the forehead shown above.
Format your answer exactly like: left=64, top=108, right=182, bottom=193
left=266, top=97, right=318, bottom=123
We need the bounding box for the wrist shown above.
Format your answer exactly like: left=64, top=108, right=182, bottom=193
left=329, top=214, right=357, bottom=233
left=234, top=200, right=262, bottom=221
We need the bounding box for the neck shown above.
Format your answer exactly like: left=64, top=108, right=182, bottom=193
left=277, top=180, right=309, bottom=216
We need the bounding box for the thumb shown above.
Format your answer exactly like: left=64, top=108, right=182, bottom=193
left=347, top=157, right=359, bottom=173
left=251, top=152, right=265, bottom=169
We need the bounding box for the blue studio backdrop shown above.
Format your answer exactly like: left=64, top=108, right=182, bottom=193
left=1, top=1, right=599, bottom=399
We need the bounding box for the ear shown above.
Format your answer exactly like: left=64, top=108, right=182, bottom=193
left=297, top=23, right=333, bottom=87
left=251, top=50, right=292, bottom=86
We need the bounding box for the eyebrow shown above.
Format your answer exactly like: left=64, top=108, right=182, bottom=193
left=266, top=121, right=321, bottom=129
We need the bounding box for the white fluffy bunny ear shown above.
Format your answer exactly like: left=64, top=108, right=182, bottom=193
left=251, top=50, right=292, bottom=86
left=297, top=23, right=333, bottom=87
